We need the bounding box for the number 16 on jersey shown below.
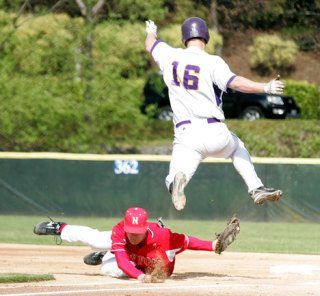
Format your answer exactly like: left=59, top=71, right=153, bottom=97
left=172, top=61, right=200, bottom=90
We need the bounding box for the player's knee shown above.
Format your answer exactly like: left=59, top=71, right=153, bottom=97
left=100, top=263, right=127, bottom=278
left=101, top=268, right=126, bottom=278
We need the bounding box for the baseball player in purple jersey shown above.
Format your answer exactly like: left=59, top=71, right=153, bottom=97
left=145, top=17, right=284, bottom=211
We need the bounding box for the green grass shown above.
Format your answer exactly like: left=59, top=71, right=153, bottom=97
left=1, top=215, right=319, bottom=254
left=0, top=273, right=54, bottom=283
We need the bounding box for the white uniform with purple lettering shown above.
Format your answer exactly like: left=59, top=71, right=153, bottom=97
left=151, top=40, right=263, bottom=192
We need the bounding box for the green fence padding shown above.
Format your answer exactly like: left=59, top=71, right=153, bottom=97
left=0, top=156, right=319, bottom=222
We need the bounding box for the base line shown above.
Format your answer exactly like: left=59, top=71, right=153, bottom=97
left=3, top=282, right=320, bottom=296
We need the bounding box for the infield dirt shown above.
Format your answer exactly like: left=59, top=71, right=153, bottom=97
left=0, top=244, right=319, bottom=296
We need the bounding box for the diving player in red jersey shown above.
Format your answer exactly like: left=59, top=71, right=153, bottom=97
left=34, top=207, right=239, bottom=282
left=111, top=207, right=215, bottom=282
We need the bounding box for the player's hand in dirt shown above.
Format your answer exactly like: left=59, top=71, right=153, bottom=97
left=137, top=273, right=166, bottom=283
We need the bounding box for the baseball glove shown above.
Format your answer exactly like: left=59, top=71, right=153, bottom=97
left=215, top=215, right=240, bottom=254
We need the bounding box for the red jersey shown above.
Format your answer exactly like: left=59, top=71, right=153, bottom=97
left=111, top=221, right=188, bottom=278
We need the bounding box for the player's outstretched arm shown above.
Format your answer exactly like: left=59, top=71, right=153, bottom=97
left=186, top=236, right=215, bottom=251
left=229, top=75, right=284, bottom=95
left=145, top=20, right=158, bottom=52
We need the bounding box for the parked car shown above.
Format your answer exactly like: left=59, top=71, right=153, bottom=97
left=142, top=74, right=300, bottom=121
left=222, top=88, right=301, bottom=120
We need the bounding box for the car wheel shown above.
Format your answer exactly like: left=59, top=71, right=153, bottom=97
left=157, top=106, right=173, bottom=121
left=241, top=106, right=264, bottom=121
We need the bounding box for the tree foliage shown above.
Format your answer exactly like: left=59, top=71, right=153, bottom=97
left=7, top=14, right=83, bottom=76
left=1, top=1, right=318, bottom=32
left=0, top=0, right=167, bottom=22
left=249, top=34, right=298, bottom=74
left=164, top=0, right=210, bottom=24
left=0, top=11, right=149, bottom=152
left=0, top=4, right=318, bottom=154
left=105, top=0, right=167, bottom=22
left=93, top=22, right=147, bottom=78
left=0, top=75, right=85, bottom=151
left=216, top=0, right=320, bottom=31
left=284, top=80, right=320, bottom=120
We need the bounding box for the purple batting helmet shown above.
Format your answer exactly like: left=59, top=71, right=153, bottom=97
left=181, top=17, right=210, bottom=46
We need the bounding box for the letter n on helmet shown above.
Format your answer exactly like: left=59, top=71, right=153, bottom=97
left=181, top=17, right=210, bottom=46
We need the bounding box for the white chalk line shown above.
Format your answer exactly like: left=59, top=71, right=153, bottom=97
left=0, top=280, right=131, bottom=289
left=2, top=281, right=320, bottom=296
left=0, top=279, right=151, bottom=291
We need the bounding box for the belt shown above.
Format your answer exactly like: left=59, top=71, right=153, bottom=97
left=175, top=118, right=221, bottom=128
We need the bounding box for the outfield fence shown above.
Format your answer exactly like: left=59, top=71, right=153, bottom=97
left=0, top=152, right=319, bottom=222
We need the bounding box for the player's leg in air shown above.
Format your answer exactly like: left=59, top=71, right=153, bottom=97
left=33, top=220, right=125, bottom=277
left=229, top=134, right=282, bottom=204
left=166, top=123, right=282, bottom=210
left=166, top=135, right=203, bottom=211
left=204, top=126, right=282, bottom=204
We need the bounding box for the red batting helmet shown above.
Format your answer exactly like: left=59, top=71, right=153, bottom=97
left=181, top=17, right=210, bottom=46
left=124, top=207, right=148, bottom=234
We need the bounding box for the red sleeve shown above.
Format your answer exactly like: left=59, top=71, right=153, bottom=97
left=111, top=221, right=126, bottom=252
left=186, top=236, right=213, bottom=251
left=111, top=221, right=144, bottom=279
left=114, top=251, right=144, bottom=279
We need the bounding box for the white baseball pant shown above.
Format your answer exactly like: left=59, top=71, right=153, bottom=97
left=61, top=225, right=126, bottom=277
left=165, top=120, right=263, bottom=192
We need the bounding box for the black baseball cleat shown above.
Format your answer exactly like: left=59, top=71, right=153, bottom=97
left=83, top=251, right=107, bottom=266
left=171, top=172, right=187, bottom=211
left=33, top=221, right=65, bottom=235
left=250, top=186, right=283, bottom=205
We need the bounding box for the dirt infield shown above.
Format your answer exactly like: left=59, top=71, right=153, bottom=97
left=0, top=244, right=319, bottom=296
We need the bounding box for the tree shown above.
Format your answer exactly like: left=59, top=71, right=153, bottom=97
left=210, top=0, right=221, bottom=55
left=73, top=0, right=105, bottom=101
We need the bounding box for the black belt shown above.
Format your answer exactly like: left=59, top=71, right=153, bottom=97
left=175, top=118, right=221, bottom=128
